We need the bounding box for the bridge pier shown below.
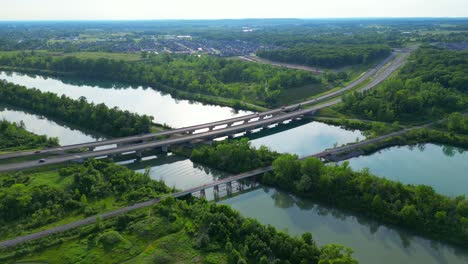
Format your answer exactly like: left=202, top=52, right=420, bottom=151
left=213, top=185, right=219, bottom=200
left=135, top=151, right=142, bottom=161
left=226, top=182, right=232, bottom=195
left=161, top=145, right=169, bottom=152
left=199, top=189, right=206, bottom=199
left=237, top=182, right=244, bottom=191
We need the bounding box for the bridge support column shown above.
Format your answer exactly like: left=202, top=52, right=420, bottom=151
left=135, top=151, right=142, bottom=161
left=238, top=182, right=244, bottom=191
left=161, top=145, right=169, bottom=152
left=199, top=189, right=206, bottom=199
left=226, top=182, right=232, bottom=195
left=213, top=185, right=219, bottom=199
left=227, top=134, right=235, bottom=139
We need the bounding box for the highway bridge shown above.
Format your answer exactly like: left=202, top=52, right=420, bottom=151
left=0, top=51, right=405, bottom=162
left=0, top=123, right=417, bottom=249
left=0, top=50, right=411, bottom=173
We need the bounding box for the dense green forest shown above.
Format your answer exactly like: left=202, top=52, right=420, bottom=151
left=0, top=52, right=320, bottom=107
left=0, top=120, right=58, bottom=152
left=399, top=46, right=468, bottom=92
left=264, top=155, right=468, bottom=247
left=191, top=138, right=279, bottom=173
left=0, top=160, right=356, bottom=264
left=0, top=81, right=153, bottom=137
left=257, top=44, right=391, bottom=68
left=340, top=46, right=468, bottom=122
left=0, top=160, right=170, bottom=239
left=188, top=140, right=468, bottom=248
left=446, top=112, right=468, bottom=134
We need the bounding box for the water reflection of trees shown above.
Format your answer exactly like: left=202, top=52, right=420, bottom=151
left=266, top=187, right=419, bottom=248
left=192, top=162, right=229, bottom=181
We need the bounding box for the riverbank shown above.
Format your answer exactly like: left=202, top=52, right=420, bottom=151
left=0, top=66, right=268, bottom=113
left=0, top=119, right=58, bottom=153
left=0, top=80, right=154, bottom=137
left=0, top=160, right=355, bottom=264
left=182, top=139, right=468, bottom=248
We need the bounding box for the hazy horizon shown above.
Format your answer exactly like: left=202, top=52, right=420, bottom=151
left=2, top=0, right=467, bottom=21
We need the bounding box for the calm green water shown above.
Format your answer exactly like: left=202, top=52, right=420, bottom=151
left=220, top=187, right=468, bottom=264
left=345, top=144, right=468, bottom=197
left=250, top=121, right=365, bottom=157
left=0, top=106, right=103, bottom=145
left=0, top=71, right=252, bottom=128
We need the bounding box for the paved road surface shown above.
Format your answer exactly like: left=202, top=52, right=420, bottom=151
left=0, top=120, right=423, bottom=249
left=0, top=51, right=412, bottom=173
left=0, top=52, right=406, bottom=161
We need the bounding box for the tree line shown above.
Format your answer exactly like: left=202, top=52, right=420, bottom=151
left=341, top=78, right=467, bottom=122
left=446, top=112, right=468, bottom=134
left=0, top=52, right=320, bottom=107
left=188, top=140, right=468, bottom=248
left=257, top=44, right=391, bottom=68
left=0, top=81, right=153, bottom=137
left=0, top=160, right=170, bottom=235
left=399, top=45, right=468, bottom=93
left=340, top=46, right=468, bottom=122
left=0, top=119, right=58, bottom=151
left=0, top=160, right=357, bottom=264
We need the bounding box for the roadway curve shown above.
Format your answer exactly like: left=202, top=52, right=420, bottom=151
left=0, top=50, right=412, bottom=173
left=0, top=51, right=407, bottom=161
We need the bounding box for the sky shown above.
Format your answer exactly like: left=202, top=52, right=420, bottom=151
left=1, top=0, right=467, bottom=20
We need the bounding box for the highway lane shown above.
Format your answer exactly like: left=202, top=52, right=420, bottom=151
left=0, top=52, right=404, bottom=160
left=0, top=101, right=333, bottom=172
left=0, top=121, right=421, bottom=249
left=0, top=50, right=412, bottom=172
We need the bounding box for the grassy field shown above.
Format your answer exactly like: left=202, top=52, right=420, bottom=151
left=16, top=216, right=228, bottom=264
left=0, top=168, right=123, bottom=241
left=0, top=50, right=143, bottom=62
left=61, top=52, right=143, bottom=61
left=279, top=83, right=329, bottom=104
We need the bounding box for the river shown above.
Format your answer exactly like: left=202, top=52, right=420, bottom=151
left=2, top=70, right=467, bottom=263
left=345, top=144, right=468, bottom=197
left=220, top=187, right=468, bottom=264
left=0, top=71, right=251, bottom=128
left=0, top=105, right=103, bottom=145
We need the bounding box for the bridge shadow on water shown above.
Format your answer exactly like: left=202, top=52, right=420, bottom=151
left=237, top=118, right=312, bottom=142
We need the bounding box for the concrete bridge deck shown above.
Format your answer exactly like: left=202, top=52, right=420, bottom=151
left=0, top=122, right=418, bottom=249
left=0, top=52, right=404, bottom=161
left=0, top=50, right=411, bottom=173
